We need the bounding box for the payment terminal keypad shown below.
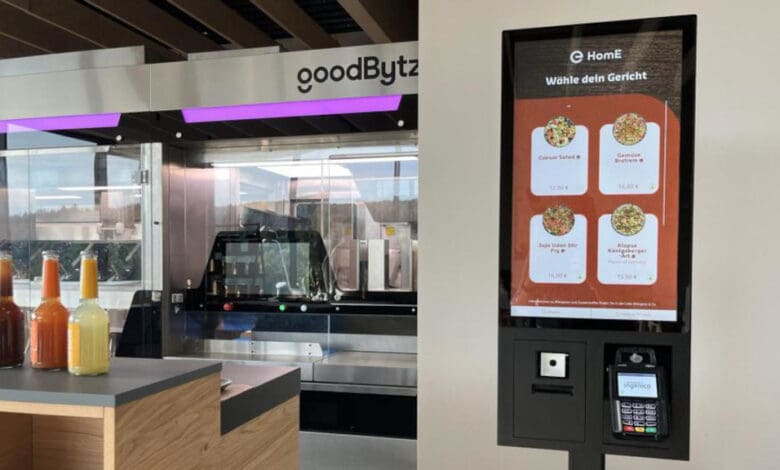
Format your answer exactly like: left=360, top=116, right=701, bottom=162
left=618, top=401, right=658, bottom=435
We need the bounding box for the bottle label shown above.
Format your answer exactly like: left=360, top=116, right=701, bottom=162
left=68, top=324, right=80, bottom=368
left=30, top=323, right=39, bottom=361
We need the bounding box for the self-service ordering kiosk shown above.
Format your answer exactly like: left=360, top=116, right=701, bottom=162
left=498, top=16, right=696, bottom=469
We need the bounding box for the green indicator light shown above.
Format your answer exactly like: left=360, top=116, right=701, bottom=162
left=279, top=304, right=286, bottom=312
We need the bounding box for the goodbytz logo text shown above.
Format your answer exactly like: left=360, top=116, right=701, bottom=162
left=297, top=55, right=418, bottom=94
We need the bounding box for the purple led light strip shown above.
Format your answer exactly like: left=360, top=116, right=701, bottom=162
left=0, top=113, right=121, bottom=133
left=181, top=95, right=402, bottom=123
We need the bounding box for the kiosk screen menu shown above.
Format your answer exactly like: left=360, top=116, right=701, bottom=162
left=509, top=22, right=691, bottom=322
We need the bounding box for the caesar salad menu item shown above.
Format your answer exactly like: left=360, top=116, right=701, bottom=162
left=611, top=203, right=646, bottom=236
left=612, top=112, right=647, bottom=145
left=543, top=115, right=577, bottom=147
left=542, top=204, right=575, bottom=236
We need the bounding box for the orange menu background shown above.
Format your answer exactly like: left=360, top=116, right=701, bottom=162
left=511, top=94, right=680, bottom=313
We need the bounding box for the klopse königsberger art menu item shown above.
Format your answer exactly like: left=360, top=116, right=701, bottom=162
left=511, top=29, right=683, bottom=321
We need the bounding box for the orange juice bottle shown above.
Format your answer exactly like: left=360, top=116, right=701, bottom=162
left=30, top=252, right=69, bottom=370
left=0, top=252, right=24, bottom=368
left=68, top=251, right=109, bottom=376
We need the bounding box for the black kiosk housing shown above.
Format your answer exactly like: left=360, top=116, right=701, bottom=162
left=498, top=16, right=696, bottom=469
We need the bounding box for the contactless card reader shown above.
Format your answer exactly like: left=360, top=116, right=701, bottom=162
left=608, top=347, right=669, bottom=440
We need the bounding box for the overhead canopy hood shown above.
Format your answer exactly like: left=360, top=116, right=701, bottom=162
left=0, top=42, right=418, bottom=122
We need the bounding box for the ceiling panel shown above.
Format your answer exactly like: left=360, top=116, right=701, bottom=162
left=83, top=0, right=223, bottom=54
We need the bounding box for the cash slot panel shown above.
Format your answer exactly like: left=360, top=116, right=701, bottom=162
left=512, top=340, right=586, bottom=443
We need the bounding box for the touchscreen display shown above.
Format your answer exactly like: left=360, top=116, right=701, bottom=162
left=617, top=372, right=659, bottom=398
left=509, top=27, right=686, bottom=322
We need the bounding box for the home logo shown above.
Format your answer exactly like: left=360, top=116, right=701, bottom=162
left=570, top=49, right=624, bottom=64
left=297, top=55, right=418, bottom=93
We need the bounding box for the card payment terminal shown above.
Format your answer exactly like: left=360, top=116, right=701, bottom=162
left=608, top=347, right=668, bottom=440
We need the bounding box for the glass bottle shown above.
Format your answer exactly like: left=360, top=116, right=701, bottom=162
left=0, top=252, right=24, bottom=368
left=68, top=251, right=109, bottom=376
left=30, top=252, right=69, bottom=370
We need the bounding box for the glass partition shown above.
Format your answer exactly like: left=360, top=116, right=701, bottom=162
left=181, top=135, right=418, bottom=311
left=170, top=134, right=417, bottom=354
left=0, top=144, right=156, bottom=332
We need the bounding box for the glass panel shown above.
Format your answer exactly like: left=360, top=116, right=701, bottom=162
left=0, top=151, right=31, bottom=309
left=327, top=157, right=418, bottom=292
left=223, top=241, right=312, bottom=298
left=5, top=131, right=99, bottom=151
left=0, top=145, right=146, bottom=331
left=177, top=136, right=418, bottom=350
left=187, top=141, right=418, bottom=303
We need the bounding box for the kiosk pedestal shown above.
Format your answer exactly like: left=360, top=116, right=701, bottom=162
left=570, top=450, right=604, bottom=470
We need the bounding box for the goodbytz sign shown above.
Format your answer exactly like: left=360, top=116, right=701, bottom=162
left=296, top=54, right=418, bottom=94
left=151, top=41, right=419, bottom=110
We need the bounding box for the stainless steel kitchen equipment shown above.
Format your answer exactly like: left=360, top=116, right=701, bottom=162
left=162, top=133, right=419, bottom=467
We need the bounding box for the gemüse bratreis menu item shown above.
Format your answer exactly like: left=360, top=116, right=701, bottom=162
left=599, top=111, right=661, bottom=195
left=0, top=252, right=24, bottom=368
left=612, top=113, right=647, bottom=146
left=30, top=252, right=69, bottom=370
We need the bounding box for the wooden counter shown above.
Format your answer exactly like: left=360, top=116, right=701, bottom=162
left=0, top=358, right=300, bottom=470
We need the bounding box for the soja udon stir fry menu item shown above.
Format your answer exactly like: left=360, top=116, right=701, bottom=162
left=529, top=205, right=587, bottom=285
left=542, top=205, right=575, bottom=236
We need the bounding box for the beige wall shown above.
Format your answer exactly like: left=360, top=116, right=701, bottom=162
left=417, top=1, right=780, bottom=469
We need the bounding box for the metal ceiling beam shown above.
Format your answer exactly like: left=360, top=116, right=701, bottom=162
left=301, top=116, right=356, bottom=134
left=249, top=0, right=338, bottom=49
left=0, top=32, right=47, bottom=59
left=0, top=2, right=98, bottom=53
left=337, top=0, right=417, bottom=43
left=261, top=117, right=320, bottom=136
left=167, top=0, right=275, bottom=49
left=343, top=113, right=398, bottom=133
left=84, top=0, right=222, bottom=54
left=2, top=0, right=181, bottom=61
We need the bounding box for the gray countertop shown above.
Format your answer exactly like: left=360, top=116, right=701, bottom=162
left=314, top=351, right=417, bottom=387
left=0, top=357, right=222, bottom=407
left=170, top=350, right=417, bottom=389
left=0, top=358, right=301, bottom=437
left=219, top=363, right=300, bottom=434
left=169, top=352, right=319, bottom=381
